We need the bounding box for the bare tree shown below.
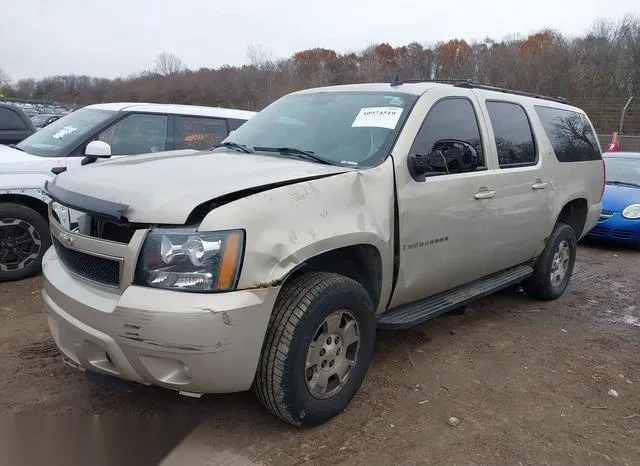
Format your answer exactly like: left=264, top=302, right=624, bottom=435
left=154, top=52, right=184, bottom=76
left=247, top=43, right=274, bottom=69
left=0, top=69, right=10, bottom=86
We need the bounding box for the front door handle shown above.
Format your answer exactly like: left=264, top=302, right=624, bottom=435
left=532, top=180, right=548, bottom=190
left=474, top=189, right=496, bottom=200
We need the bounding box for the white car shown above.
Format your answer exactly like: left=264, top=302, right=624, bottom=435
left=0, top=102, right=256, bottom=281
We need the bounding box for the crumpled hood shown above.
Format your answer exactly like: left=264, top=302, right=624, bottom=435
left=50, top=150, right=351, bottom=223
left=602, top=183, right=640, bottom=212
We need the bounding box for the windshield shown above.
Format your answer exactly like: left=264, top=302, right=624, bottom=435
left=604, top=156, right=640, bottom=186
left=218, top=91, right=418, bottom=166
left=17, top=108, right=116, bottom=156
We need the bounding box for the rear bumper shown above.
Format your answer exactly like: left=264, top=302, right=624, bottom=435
left=42, top=246, right=280, bottom=394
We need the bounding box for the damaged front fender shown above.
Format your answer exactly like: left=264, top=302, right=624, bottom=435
left=198, top=157, right=397, bottom=313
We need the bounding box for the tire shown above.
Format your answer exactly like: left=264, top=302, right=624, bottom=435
left=0, top=203, right=51, bottom=282
left=254, top=272, right=376, bottom=427
left=522, top=222, right=577, bottom=300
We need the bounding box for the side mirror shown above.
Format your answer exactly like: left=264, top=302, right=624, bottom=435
left=85, top=140, right=112, bottom=158
left=429, top=139, right=479, bottom=173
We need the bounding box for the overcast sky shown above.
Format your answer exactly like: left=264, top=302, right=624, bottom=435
left=1, top=0, right=636, bottom=81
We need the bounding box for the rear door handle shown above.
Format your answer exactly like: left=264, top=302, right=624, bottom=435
left=474, top=189, right=496, bottom=200
left=532, top=181, right=548, bottom=190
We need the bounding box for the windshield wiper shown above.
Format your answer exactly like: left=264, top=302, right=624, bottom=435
left=254, top=146, right=338, bottom=166
left=606, top=180, right=640, bottom=188
left=211, top=141, right=254, bottom=153
left=8, top=144, right=25, bottom=152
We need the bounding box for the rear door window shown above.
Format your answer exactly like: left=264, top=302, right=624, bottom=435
left=534, top=105, right=601, bottom=162
left=486, top=101, right=537, bottom=167
left=0, top=107, right=27, bottom=130
left=174, top=116, right=228, bottom=150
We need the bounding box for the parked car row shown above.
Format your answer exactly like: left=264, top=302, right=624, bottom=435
left=1, top=80, right=637, bottom=428
left=0, top=102, right=256, bottom=281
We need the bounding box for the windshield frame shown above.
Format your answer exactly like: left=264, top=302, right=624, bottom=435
left=603, top=155, right=640, bottom=186
left=16, top=108, right=121, bottom=157
left=215, top=90, right=420, bottom=168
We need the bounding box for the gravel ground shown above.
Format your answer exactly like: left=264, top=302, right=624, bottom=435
left=1, top=241, right=639, bottom=465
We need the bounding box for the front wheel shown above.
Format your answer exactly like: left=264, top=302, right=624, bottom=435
left=522, top=222, right=577, bottom=300
left=254, top=272, right=376, bottom=427
left=0, top=203, right=51, bottom=282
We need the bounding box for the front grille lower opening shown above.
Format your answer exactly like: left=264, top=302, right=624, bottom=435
left=53, top=237, right=120, bottom=287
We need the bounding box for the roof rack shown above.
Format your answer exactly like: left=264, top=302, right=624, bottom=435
left=389, top=76, right=570, bottom=105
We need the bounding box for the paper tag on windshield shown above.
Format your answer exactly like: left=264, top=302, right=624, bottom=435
left=351, top=107, right=403, bottom=129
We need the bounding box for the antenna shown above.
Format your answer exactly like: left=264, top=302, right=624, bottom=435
left=390, top=75, right=403, bottom=87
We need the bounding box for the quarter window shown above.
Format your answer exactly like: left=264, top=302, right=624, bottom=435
left=486, top=101, right=536, bottom=167
left=410, top=98, right=485, bottom=170
left=174, top=116, right=228, bottom=150
left=534, top=105, right=601, bottom=162
left=98, top=113, right=168, bottom=155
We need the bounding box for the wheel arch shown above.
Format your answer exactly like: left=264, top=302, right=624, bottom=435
left=0, top=192, right=50, bottom=222
left=278, top=243, right=384, bottom=310
left=555, top=197, right=588, bottom=239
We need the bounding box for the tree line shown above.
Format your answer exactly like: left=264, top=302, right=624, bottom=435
left=1, top=13, right=638, bottom=132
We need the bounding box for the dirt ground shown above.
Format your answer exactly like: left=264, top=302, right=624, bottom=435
left=1, top=241, right=639, bottom=465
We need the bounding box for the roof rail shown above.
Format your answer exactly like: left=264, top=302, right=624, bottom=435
left=389, top=76, right=570, bottom=105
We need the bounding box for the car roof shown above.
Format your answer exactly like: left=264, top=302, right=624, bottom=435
left=603, top=151, right=640, bottom=158
left=83, top=102, right=257, bottom=119
left=291, top=81, right=582, bottom=112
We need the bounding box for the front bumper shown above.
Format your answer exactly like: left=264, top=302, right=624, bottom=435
left=585, top=212, right=640, bottom=245
left=42, top=246, right=280, bottom=394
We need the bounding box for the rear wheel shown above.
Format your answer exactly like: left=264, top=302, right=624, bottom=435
left=0, top=203, right=51, bottom=282
left=522, top=222, right=576, bottom=300
left=254, top=272, right=376, bottom=427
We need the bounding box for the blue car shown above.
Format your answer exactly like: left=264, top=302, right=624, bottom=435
left=586, top=151, right=640, bottom=248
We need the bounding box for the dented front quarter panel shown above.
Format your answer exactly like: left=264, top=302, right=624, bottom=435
left=198, top=157, right=397, bottom=314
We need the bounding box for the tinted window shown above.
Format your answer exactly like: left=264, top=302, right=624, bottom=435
left=534, top=105, right=601, bottom=162
left=0, top=108, right=27, bottom=130
left=486, top=101, right=536, bottom=167
left=222, top=92, right=418, bottom=167
left=174, top=116, right=228, bottom=150
left=98, top=113, right=168, bottom=155
left=410, top=98, right=484, bottom=167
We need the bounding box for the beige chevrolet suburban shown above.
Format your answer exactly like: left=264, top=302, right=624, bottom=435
left=40, top=80, right=604, bottom=427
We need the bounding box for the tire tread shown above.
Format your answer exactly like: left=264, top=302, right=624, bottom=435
left=254, top=272, right=367, bottom=426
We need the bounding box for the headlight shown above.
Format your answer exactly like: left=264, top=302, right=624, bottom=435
left=135, top=228, right=244, bottom=292
left=622, top=204, right=640, bottom=219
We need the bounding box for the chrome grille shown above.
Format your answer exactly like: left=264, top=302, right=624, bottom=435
left=53, top=237, right=121, bottom=287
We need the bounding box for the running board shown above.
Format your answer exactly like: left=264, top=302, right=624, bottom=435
left=377, top=264, right=534, bottom=330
